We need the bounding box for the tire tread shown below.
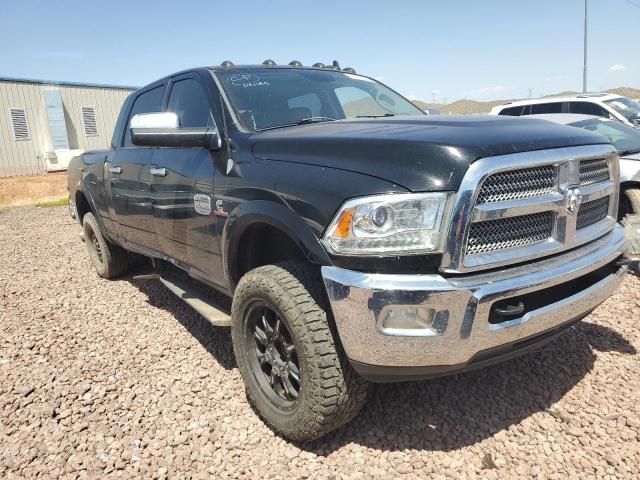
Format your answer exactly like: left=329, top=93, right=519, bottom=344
left=231, top=261, right=368, bottom=441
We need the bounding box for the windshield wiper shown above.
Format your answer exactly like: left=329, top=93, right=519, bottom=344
left=257, top=117, right=336, bottom=131
left=355, top=113, right=397, bottom=118
left=296, top=116, right=337, bottom=125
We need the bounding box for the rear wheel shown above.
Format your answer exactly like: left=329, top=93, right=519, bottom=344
left=82, top=212, right=128, bottom=279
left=231, top=261, right=369, bottom=441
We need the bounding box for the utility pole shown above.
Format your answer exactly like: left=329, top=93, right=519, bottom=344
left=583, top=0, right=588, bottom=93
left=528, top=88, right=533, bottom=99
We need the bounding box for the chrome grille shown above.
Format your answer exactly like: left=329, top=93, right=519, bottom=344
left=441, top=145, right=619, bottom=273
left=577, top=197, right=609, bottom=230
left=476, top=166, right=555, bottom=204
left=579, top=158, right=609, bottom=185
left=466, top=212, right=553, bottom=255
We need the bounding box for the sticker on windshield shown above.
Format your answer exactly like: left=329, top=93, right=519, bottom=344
left=194, top=194, right=212, bottom=216
left=229, top=73, right=270, bottom=88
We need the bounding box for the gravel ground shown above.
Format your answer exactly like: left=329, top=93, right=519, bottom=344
left=1, top=206, right=639, bottom=479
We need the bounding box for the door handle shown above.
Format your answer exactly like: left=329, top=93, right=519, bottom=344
left=150, top=167, right=167, bottom=177
left=109, top=166, right=122, bottom=174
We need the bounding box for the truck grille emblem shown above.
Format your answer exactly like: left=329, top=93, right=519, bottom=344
left=564, top=186, right=582, bottom=215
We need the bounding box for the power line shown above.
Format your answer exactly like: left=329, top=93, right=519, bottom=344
left=623, top=0, right=640, bottom=9
left=583, top=0, right=588, bottom=93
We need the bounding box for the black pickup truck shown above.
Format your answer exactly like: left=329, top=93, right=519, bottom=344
left=68, top=61, right=628, bottom=441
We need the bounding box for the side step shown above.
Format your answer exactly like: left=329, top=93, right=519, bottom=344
left=134, top=272, right=231, bottom=327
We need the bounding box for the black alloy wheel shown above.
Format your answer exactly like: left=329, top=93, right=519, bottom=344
left=245, top=301, right=301, bottom=409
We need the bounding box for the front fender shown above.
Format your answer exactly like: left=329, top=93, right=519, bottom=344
left=222, top=200, right=332, bottom=289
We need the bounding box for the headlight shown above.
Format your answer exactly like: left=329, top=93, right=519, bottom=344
left=322, top=192, right=450, bottom=256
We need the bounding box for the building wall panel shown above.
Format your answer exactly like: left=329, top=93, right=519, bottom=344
left=0, top=79, right=133, bottom=177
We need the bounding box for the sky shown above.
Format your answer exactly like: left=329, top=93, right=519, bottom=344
left=1, top=0, right=638, bottom=103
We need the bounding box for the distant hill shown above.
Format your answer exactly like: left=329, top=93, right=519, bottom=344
left=412, top=87, right=640, bottom=115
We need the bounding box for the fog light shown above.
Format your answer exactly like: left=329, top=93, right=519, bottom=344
left=378, top=306, right=437, bottom=335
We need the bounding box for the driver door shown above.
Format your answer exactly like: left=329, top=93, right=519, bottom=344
left=150, top=74, right=226, bottom=287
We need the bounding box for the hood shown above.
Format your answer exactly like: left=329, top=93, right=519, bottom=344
left=250, top=115, right=609, bottom=191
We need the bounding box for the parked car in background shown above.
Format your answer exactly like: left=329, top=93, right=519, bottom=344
left=491, top=93, right=640, bottom=129
left=67, top=62, right=629, bottom=441
left=530, top=114, right=640, bottom=217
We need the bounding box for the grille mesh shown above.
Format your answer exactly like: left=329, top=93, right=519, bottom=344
left=477, top=166, right=555, bottom=204
left=579, top=158, right=609, bottom=185
left=466, top=212, right=554, bottom=255
left=577, top=196, right=609, bottom=230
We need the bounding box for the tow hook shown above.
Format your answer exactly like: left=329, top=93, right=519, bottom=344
left=494, top=301, right=525, bottom=317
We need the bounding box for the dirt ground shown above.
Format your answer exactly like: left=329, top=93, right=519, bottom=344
left=0, top=206, right=639, bottom=479
left=0, top=172, right=67, bottom=208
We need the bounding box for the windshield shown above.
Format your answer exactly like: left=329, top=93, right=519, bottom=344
left=604, top=97, right=640, bottom=121
left=215, top=68, right=423, bottom=130
left=571, top=117, right=640, bottom=155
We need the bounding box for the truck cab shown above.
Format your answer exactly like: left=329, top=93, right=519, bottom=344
left=68, top=61, right=628, bottom=441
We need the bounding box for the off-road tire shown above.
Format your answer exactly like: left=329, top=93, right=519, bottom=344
left=82, top=212, right=128, bottom=279
left=624, top=188, right=640, bottom=215
left=231, top=261, right=369, bottom=442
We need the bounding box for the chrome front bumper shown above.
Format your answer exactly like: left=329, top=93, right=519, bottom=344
left=322, top=226, right=627, bottom=376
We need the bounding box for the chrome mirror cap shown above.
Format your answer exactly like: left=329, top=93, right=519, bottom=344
left=130, top=112, right=179, bottom=129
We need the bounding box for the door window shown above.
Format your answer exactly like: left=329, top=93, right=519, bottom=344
left=568, top=102, right=607, bottom=117
left=530, top=102, right=563, bottom=114
left=124, top=85, right=165, bottom=146
left=499, top=106, right=524, bottom=116
left=167, top=78, right=214, bottom=128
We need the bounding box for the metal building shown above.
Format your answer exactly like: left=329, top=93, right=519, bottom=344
left=0, top=77, right=135, bottom=177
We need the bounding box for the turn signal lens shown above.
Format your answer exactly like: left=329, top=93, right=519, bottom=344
left=334, top=208, right=354, bottom=238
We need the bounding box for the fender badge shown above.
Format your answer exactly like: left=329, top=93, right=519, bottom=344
left=215, top=199, right=228, bottom=217
left=194, top=194, right=212, bottom=216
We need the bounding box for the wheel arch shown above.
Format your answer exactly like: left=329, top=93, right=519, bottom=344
left=223, top=200, right=332, bottom=291
left=74, top=187, right=116, bottom=244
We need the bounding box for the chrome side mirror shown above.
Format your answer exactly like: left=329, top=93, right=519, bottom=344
left=130, top=112, right=221, bottom=150
left=130, top=112, right=179, bottom=129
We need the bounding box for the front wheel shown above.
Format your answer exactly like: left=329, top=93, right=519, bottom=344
left=624, top=188, right=640, bottom=216
left=231, top=261, right=369, bottom=442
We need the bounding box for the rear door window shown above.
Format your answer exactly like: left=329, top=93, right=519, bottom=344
left=124, top=85, right=165, bottom=147
left=530, top=102, right=563, bottom=114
